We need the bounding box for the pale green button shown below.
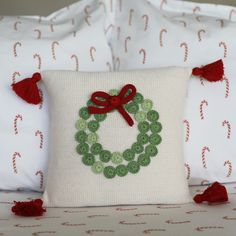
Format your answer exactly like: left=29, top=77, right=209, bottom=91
left=111, top=152, right=123, bottom=164
left=141, top=99, right=153, bottom=112
left=75, top=119, right=87, bottom=131
left=109, top=89, right=119, bottom=96
left=134, top=111, right=147, bottom=123
left=92, top=161, right=104, bottom=174
left=87, top=133, right=98, bottom=144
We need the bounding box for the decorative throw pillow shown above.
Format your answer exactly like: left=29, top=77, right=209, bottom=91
left=0, top=0, right=112, bottom=191
left=107, top=0, right=236, bottom=185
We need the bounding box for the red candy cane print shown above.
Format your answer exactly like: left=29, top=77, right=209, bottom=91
left=221, top=76, right=229, bottom=98
left=115, top=57, right=120, bottom=71
left=200, top=100, right=208, bottom=120
left=143, top=229, right=166, bottom=234
left=38, top=89, right=43, bottom=109
left=223, top=216, right=236, bottom=220
left=119, top=220, right=146, bottom=225
left=84, top=5, right=90, bottom=15
left=193, top=6, right=201, bottom=14
left=38, top=16, right=42, bottom=23
left=116, top=207, right=137, bottom=211
left=32, top=231, right=56, bottom=236
left=85, top=16, right=91, bottom=26
left=14, top=114, right=23, bottom=135
left=128, top=9, right=134, bottom=26
left=86, top=229, right=114, bottom=235
left=219, top=41, right=227, bottom=58
left=124, top=36, right=131, bottom=53
left=87, top=215, right=108, bottom=218
left=222, top=120, right=231, bottom=139
left=160, top=0, right=167, bottom=11
left=106, top=62, right=112, bottom=72
left=180, top=42, right=188, bottom=62
left=61, top=222, right=86, bottom=226
left=224, top=160, right=232, bottom=177
left=15, top=224, right=41, bottom=228
left=71, top=55, right=79, bottom=71
left=186, top=210, right=207, bottom=214
left=50, top=23, right=54, bottom=33
left=142, top=15, right=149, bottom=31
left=13, top=42, right=22, bottom=57
left=184, top=163, right=191, bottom=180
left=34, top=29, right=42, bottom=39
left=119, top=0, right=122, bottom=12
left=198, top=29, right=206, bottom=42
left=179, top=20, right=187, bottom=27
left=35, top=171, right=44, bottom=189
left=216, top=19, right=224, bottom=28
left=90, top=47, right=96, bottom=62
left=71, top=19, right=75, bottom=26
left=14, top=21, right=21, bottom=31
left=33, top=54, right=42, bottom=70
left=159, top=29, right=167, bottom=47
left=35, top=130, right=43, bottom=149
left=51, top=41, right=59, bottom=60
left=201, top=146, right=210, bottom=169
left=195, top=226, right=224, bottom=232
left=134, top=213, right=159, bottom=217
left=229, top=9, right=236, bottom=21
left=183, top=119, right=190, bottom=142
left=166, top=220, right=191, bottom=224
left=105, top=24, right=114, bottom=35
left=12, top=71, right=21, bottom=84
left=139, top=49, right=146, bottom=64
left=12, top=152, right=21, bottom=174
left=117, top=26, right=121, bottom=40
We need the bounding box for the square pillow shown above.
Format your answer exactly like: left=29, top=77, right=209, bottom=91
left=41, top=68, right=192, bottom=207
left=0, top=0, right=113, bottom=191
left=107, top=0, right=236, bottom=185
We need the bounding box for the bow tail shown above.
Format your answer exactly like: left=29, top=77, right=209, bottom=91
left=118, top=107, right=134, bottom=127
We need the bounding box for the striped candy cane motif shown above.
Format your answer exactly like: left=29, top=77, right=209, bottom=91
left=229, top=9, right=236, bottom=21
left=35, top=171, right=44, bottom=189
left=86, top=229, right=114, bottom=235
left=159, top=29, right=167, bottom=47
left=139, top=49, right=146, bottom=64
left=195, top=226, right=224, bottom=232
left=134, top=213, right=159, bottom=217
left=119, top=0, right=122, bottom=12
left=33, top=54, right=42, bottom=70
left=61, top=222, right=86, bottom=226
left=129, top=9, right=134, bottom=26
left=183, top=119, right=190, bottom=142
left=32, top=231, right=56, bottom=236
left=179, top=20, right=187, bottom=27
left=14, top=21, right=21, bottom=31
left=85, top=15, right=91, bottom=26
left=105, top=24, right=114, bottom=35
left=142, top=15, right=149, bottom=31
left=224, top=160, right=232, bottom=178
left=35, top=130, right=43, bottom=149
left=15, top=224, right=41, bottom=228
left=222, top=120, right=231, bottom=139
left=34, top=29, right=42, bottom=39
left=143, top=229, right=166, bottom=234
left=200, top=100, right=208, bottom=120
left=193, top=6, right=201, bottom=14
left=221, top=76, right=229, bottom=98
left=71, top=55, right=79, bottom=71
left=12, top=152, right=21, bottom=174
left=125, top=36, right=131, bottom=53
left=12, top=71, right=21, bottom=84
left=71, top=19, right=75, bottom=26
left=14, top=114, right=23, bottom=135
left=201, top=146, right=210, bottom=169
left=38, top=16, right=42, bottom=23
left=38, top=89, right=43, bottom=109
left=119, top=220, right=146, bottom=225
left=198, top=29, right=206, bottom=42
left=166, top=220, right=191, bottom=224
left=117, top=26, right=121, bottom=40
left=219, top=41, right=227, bottom=58
left=216, top=19, right=224, bottom=28
left=90, top=47, right=96, bottom=62
left=180, top=42, right=188, bottom=62
left=84, top=5, right=91, bottom=15
left=13, top=42, right=22, bottom=57
left=106, top=62, right=112, bottom=72
left=184, top=163, right=191, bottom=180
left=160, top=0, right=167, bottom=10
left=50, top=23, right=54, bottom=33
left=115, top=57, right=120, bottom=71
left=51, top=41, right=59, bottom=60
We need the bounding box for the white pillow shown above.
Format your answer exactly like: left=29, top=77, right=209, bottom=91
left=42, top=68, right=192, bottom=207
left=107, top=0, right=236, bottom=185
left=0, top=0, right=112, bottom=191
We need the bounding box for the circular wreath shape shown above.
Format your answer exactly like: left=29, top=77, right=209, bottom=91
left=74, top=87, right=162, bottom=179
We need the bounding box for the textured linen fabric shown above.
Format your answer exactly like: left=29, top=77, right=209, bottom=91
left=42, top=68, right=192, bottom=207
left=0, top=0, right=112, bottom=191
left=106, top=0, right=236, bottom=185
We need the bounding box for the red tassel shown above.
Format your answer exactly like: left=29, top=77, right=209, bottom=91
left=11, top=73, right=42, bottom=105
left=192, top=59, right=224, bottom=82
left=194, top=182, right=228, bottom=204
left=12, top=199, right=46, bottom=217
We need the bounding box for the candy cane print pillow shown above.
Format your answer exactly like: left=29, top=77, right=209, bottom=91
left=41, top=67, right=192, bottom=207
left=0, top=0, right=113, bottom=191
left=108, top=0, right=236, bottom=185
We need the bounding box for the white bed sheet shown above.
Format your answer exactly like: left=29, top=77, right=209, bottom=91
left=1, top=184, right=236, bottom=236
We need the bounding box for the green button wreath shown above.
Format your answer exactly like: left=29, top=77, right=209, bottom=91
left=75, top=84, right=162, bottom=179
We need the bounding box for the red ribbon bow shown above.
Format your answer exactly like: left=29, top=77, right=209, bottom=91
left=88, top=84, right=137, bottom=126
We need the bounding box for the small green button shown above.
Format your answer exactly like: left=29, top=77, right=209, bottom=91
left=150, top=121, right=162, bottom=133
left=133, top=93, right=144, bottom=104
left=127, top=161, right=140, bottom=174
left=138, top=154, right=150, bottom=166
left=79, top=107, right=91, bottom=120
left=75, top=131, right=88, bottom=143
left=109, top=89, right=119, bottom=96
left=82, top=154, right=95, bottom=166
left=147, top=110, right=159, bottom=122
left=116, top=165, right=128, bottom=177
left=123, top=149, right=135, bottom=161
left=87, top=133, right=98, bottom=144
left=87, top=100, right=96, bottom=107
left=76, top=143, right=89, bottom=155
left=75, top=119, right=87, bottom=131
left=103, top=166, right=116, bottom=179
left=138, top=121, right=149, bottom=133
left=94, top=114, right=107, bottom=122
left=141, top=99, right=153, bottom=111
left=92, top=161, right=104, bottom=174
left=90, top=143, right=103, bottom=155
left=149, top=133, right=162, bottom=145
left=99, top=150, right=112, bottom=163
left=125, top=102, right=139, bottom=114
left=134, top=111, right=147, bottom=123
left=131, top=142, right=144, bottom=154
left=145, top=144, right=158, bottom=157
left=111, top=152, right=123, bottom=164
left=137, top=133, right=149, bottom=145
left=88, top=120, right=99, bottom=132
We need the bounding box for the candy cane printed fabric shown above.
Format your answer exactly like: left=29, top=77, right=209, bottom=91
left=42, top=68, right=192, bottom=207
left=0, top=0, right=113, bottom=191
left=108, top=0, right=236, bottom=185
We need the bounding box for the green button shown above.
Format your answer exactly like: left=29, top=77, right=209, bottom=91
left=145, top=144, right=158, bottom=157
left=99, top=150, right=112, bottom=163
left=87, top=100, right=96, bottom=107
left=92, top=161, right=104, bottom=174
left=109, top=89, right=119, bottom=96
left=127, top=161, right=140, bottom=174
left=150, top=121, right=162, bottom=133
left=87, top=133, right=98, bottom=144
left=138, top=154, right=150, bottom=166
left=147, top=110, right=159, bottom=122
left=103, top=166, right=116, bottom=179
left=125, top=102, right=139, bottom=114
left=141, top=99, right=153, bottom=111
left=131, top=142, right=144, bottom=154
left=82, top=154, right=95, bottom=166
left=94, top=114, right=107, bottom=122
left=79, top=107, right=91, bottom=120
left=137, top=133, right=149, bottom=145
left=116, top=165, right=128, bottom=177
left=134, top=111, right=147, bottom=123
left=138, top=121, right=149, bottom=133
left=76, top=143, right=89, bottom=155
left=88, top=120, right=99, bottom=132
left=123, top=149, right=135, bottom=161
left=149, top=133, right=162, bottom=145
left=111, top=152, right=123, bottom=164
left=133, top=93, right=144, bottom=104
left=90, top=143, right=103, bottom=155
left=75, top=131, right=88, bottom=143
left=75, top=119, right=87, bottom=131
